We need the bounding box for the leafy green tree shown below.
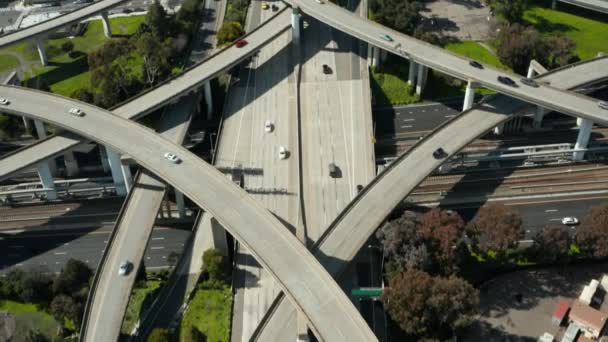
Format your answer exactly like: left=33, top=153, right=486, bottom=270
left=531, top=226, right=571, bottom=263
left=177, top=0, right=203, bottom=32
left=487, top=0, right=528, bottom=23
left=372, top=0, right=422, bottom=34
left=576, top=205, right=608, bottom=258
left=134, top=32, right=173, bottom=86
left=148, top=328, right=172, bottom=342
left=70, top=88, right=95, bottom=104
left=146, top=0, right=168, bottom=39
left=50, top=294, right=82, bottom=326
left=24, top=328, right=48, bottom=342
left=467, top=202, right=523, bottom=256
left=15, top=270, right=53, bottom=304
left=202, top=248, right=228, bottom=282
left=53, top=259, right=92, bottom=296
left=495, top=23, right=549, bottom=75
left=382, top=270, right=478, bottom=339
left=546, top=35, right=578, bottom=68
left=217, top=21, right=245, bottom=46
left=61, top=41, right=74, bottom=53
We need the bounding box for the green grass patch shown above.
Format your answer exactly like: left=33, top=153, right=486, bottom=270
left=370, top=56, right=420, bottom=106
left=179, top=286, right=232, bottom=342
left=445, top=41, right=509, bottom=70
left=0, top=54, right=20, bottom=73
left=110, top=15, right=146, bottom=36
left=0, top=300, right=62, bottom=340
left=524, top=6, right=608, bottom=60
left=121, top=280, right=164, bottom=335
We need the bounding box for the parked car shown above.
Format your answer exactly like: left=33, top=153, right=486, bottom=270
left=118, top=261, right=132, bottom=276
left=561, top=217, right=579, bottom=225
left=0, top=98, right=9, bottom=105
left=322, top=64, right=332, bottom=74
left=432, top=147, right=447, bottom=159
left=497, top=76, right=517, bottom=87
left=469, top=61, right=483, bottom=69
left=164, top=152, right=181, bottom=164
left=69, top=108, right=84, bottom=116
left=235, top=39, right=248, bottom=48
left=278, top=146, right=288, bottom=160
left=520, top=77, right=539, bottom=88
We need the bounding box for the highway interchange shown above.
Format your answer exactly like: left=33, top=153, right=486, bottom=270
left=0, top=0, right=607, bottom=340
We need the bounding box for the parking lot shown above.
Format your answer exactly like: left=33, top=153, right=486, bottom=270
left=419, top=0, right=492, bottom=40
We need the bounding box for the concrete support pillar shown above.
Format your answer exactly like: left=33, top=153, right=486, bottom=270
left=367, top=44, right=372, bottom=67
left=21, top=117, right=30, bottom=132
left=493, top=122, right=504, bottom=135
left=526, top=65, right=535, bottom=79
left=573, top=119, right=593, bottom=161
left=380, top=49, right=388, bottom=62
left=63, top=151, right=79, bottom=177
left=175, top=189, right=186, bottom=219
left=121, top=163, right=133, bottom=193
left=415, top=65, right=428, bottom=95
left=99, top=146, right=110, bottom=173
left=462, top=80, right=476, bottom=111
left=106, top=147, right=128, bottom=196
left=291, top=8, right=301, bottom=44
left=577, top=117, right=584, bottom=127
left=372, top=46, right=380, bottom=68
left=164, top=195, right=172, bottom=218
left=34, top=120, right=57, bottom=175
left=100, top=11, right=112, bottom=38
left=203, top=81, right=213, bottom=120
left=37, top=163, right=57, bottom=200
left=35, top=37, right=48, bottom=66
left=533, top=107, right=547, bottom=128
left=408, top=61, right=417, bottom=86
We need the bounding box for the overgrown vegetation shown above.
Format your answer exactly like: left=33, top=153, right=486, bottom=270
left=217, top=0, right=249, bottom=46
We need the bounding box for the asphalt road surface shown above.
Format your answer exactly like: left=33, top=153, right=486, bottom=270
left=374, top=101, right=463, bottom=137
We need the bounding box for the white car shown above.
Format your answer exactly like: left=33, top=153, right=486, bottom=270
left=264, top=120, right=274, bottom=133
left=118, top=260, right=131, bottom=276
left=278, top=146, right=288, bottom=160
left=0, top=98, right=9, bottom=105
left=561, top=217, right=579, bottom=225
left=315, top=0, right=324, bottom=4
left=69, top=108, right=84, bottom=117
left=164, top=152, right=181, bottom=164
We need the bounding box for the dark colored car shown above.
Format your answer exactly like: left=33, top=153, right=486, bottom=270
left=356, top=185, right=364, bottom=193
left=497, top=76, right=517, bottom=87
left=520, top=77, right=539, bottom=88
left=329, top=162, right=338, bottom=177
left=271, top=4, right=279, bottom=11
left=469, top=61, right=483, bottom=69
left=432, top=148, right=447, bottom=159
left=235, top=39, right=248, bottom=48
left=322, top=64, right=332, bottom=75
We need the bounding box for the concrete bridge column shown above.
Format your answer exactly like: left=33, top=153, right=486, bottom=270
left=100, top=11, right=112, bottom=38
left=63, top=151, right=79, bottom=177
left=292, top=7, right=301, bottom=44
left=372, top=46, right=380, bottom=68
left=105, top=147, right=129, bottom=196
left=99, top=146, right=110, bottom=173
left=367, top=44, right=372, bottom=67
left=175, top=189, right=186, bottom=218
left=462, top=80, right=476, bottom=111
left=415, top=65, right=428, bottom=95
left=408, top=61, right=417, bottom=86
left=203, top=81, right=213, bottom=120
left=493, top=122, right=504, bottom=135
left=573, top=119, right=593, bottom=161
left=37, top=162, right=57, bottom=200
left=533, top=107, right=547, bottom=128
left=35, top=37, right=48, bottom=66
left=34, top=120, right=57, bottom=175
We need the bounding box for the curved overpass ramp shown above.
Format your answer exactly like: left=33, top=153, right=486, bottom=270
left=253, top=56, right=608, bottom=340
left=0, top=9, right=291, bottom=181
left=0, top=85, right=377, bottom=342
left=557, top=0, right=608, bottom=13
left=286, top=0, right=604, bottom=122
left=0, top=0, right=127, bottom=48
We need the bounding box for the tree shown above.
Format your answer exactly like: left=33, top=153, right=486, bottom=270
left=148, top=328, right=172, bottom=342
left=418, top=209, right=465, bottom=267
left=382, top=270, right=478, bottom=339
left=61, top=41, right=74, bottom=53
left=531, top=226, right=571, bottom=263
left=70, top=88, right=94, bottom=104
left=576, top=205, right=608, bottom=258
left=372, top=0, right=422, bottom=34
left=217, top=21, right=245, bottom=46
left=495, top=23, right=549, bottom=75
left=376, top=211, right=432, bottom=273
left=24, top=328, right=48, bottom=342
left=177, top=0, right=203, bottom=32
left=467, top=203, right=523, bottom=256
left=53, top=259, right=92, bottom=296
left=202, top=249, right=228, bottom=281
left=146, top=0, right=168, bottom=39
left=14, top=270, right=53, bottom=304
left=546, top=35, right=578, bottom=68
left=487, top=0, right=528, bottom=23
left=50, top=294, right=80, bottom=325
left=134, top=32, right=172, bottom=87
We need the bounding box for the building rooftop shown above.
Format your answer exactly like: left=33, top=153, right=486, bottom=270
left=554, top=299, right=571, bottom=320
left=570, top=300, right=608, bottom=333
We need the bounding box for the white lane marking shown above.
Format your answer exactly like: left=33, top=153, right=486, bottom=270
left=402, top=118, right=415, bottom=122
left=545, top=209, right=558, bottom=212
left=421, top=110, right=426, bottom=113
left=151, top=246, right=165, bottom=250
left=445, top=115, right=456, bottom=118
left=519, top=239, right=534, bottom=243
left=54, top=252, right=67, bottom=255
left=401, top=125, right=413, bottom=128
left=152, top=237, right=165, bottom=240
left=549, top=218, right=562, bottom=221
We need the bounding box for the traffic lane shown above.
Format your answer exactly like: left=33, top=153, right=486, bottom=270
left=0, top=226, right=190, bottom=273
left=444, top=195, right=608, bottom=239
left=374, top=102, right=462, bottom=136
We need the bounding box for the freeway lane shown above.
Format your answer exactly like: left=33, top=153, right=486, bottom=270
left=375, top=101, right=462, bottom=137
left=252, top=55, right=608, bottom=341
left=0, top=9, right=292, bottom=183
left=0, top=85, right=377, bottom=342
left=287, top=0, right=607, bottom=123
left=0, top=0, right=127, bottom=48
left=0, top=225, right=190, bottom=273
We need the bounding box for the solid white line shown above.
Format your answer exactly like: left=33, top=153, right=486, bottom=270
left=545, top=209, right=558, bottom=212
left=549, top=218, right=562, bottom=221
left=519, top=239, right=534, bottom=243
left=151, top=246, right=164, bottom=250
left=402, top=118, right=415, bottom=122
left=151, top=237, right=165, bottom=240
left=401, top=125, right=413, bottom=128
